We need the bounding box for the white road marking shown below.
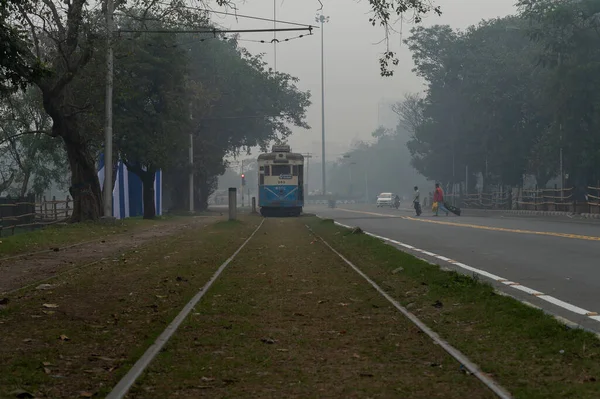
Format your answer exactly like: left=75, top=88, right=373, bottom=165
left=329, top=219, right=600, bottom=326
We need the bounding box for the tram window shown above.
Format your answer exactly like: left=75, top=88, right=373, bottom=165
left=292, top=165, right=298, bottom=176
left=260, top=174, right=264, bottom=185
left=264, top=166, right=270, bottom=176
left=271, top=164, right=290, bottom=176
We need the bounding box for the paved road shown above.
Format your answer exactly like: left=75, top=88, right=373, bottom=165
left=307, top=204, right=600, bottom=333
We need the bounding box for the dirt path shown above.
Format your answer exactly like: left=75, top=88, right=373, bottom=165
left=0, top=215, right=221, bottom=294
left=128, top=217, right=493, bottom=398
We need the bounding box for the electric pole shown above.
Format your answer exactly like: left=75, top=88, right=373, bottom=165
left=103, top=0, right=114, bottom=218
left=302, top=153, right=312, bottom=197
left=316, top=13, right=329, bottom=196
left=189, top=133, right=194, bottom=212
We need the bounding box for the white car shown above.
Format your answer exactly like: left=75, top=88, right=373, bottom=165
left=376, top=192, right=395, bottom=207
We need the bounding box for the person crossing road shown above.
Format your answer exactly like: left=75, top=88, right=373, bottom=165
left=413, top=186, right=422, bottom=216
left=433, top=183, right=449, bottom=216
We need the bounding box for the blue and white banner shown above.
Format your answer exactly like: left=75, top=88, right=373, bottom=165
left=97, top=153, right=162, bottom=219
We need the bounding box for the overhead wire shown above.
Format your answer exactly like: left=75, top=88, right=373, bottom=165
left=115, top=32, right=313, bottom=48
left=116, top=27, right=313, bottom=34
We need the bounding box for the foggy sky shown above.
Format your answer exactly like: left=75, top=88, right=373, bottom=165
left=221, top=0, right=516, bottom=160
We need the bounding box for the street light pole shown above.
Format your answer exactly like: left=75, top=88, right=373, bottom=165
left=302, top=153, right=313, bottom=197
left=241, top=159, right=244, bottom=208
left=189, top=133, right=194, bottom=213
left=316, top=13, right=329, bottom=196
left=103, top=0, right=114, bottom=218
left=559, top=124, right=564, bottom=203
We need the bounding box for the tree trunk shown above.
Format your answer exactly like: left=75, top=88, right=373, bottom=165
left=65, top=138, right=103, bottom=221
left=41, top=85, right=102, bottom=222
left=19, top=170, right=31, bottom=198
left=142, top=172, right=156, bottom=219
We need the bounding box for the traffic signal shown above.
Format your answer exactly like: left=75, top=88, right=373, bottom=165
left=241, top=174, right=246, bottom=186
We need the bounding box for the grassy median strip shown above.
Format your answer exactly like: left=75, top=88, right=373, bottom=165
left=128, top=217, right=493, bottom=399
left=309, top=218, right=600, bottom=399
left=0, top=216, right=259, bottom=399
left=0, top=216, right=184, bottom=257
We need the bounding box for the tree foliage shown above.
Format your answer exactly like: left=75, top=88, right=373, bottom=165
left=1, top=0, right=311, bottom=220
left=398, top=1, right=600, bottom=197
left=0, top=0, right=49, bottom=93
left=364, top=0, right=442, bottom=76
left=0, top=88, right=66, bottom=197
left=164, top=34, right=311, bottom=212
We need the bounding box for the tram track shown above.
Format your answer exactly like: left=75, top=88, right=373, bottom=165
left=115, top=217, right=501, bottom=398
left=105, top=218, right=265, bottom=399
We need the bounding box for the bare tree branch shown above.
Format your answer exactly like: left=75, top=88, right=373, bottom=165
left=42, top=0, right=66, bottom=36
left=0, top=130, right=52, bottom=146
left=17, top=5, right=42, bottom=58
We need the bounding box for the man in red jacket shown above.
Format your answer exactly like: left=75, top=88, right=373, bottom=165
left=433, top=183, right=449, bottom=216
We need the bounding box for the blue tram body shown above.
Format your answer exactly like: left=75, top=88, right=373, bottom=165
left=257, top=145, right=304, bottom=217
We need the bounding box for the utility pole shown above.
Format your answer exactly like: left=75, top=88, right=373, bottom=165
left=560, top=124, right=564, bottom=203
left=365, top=169, right=369, bottom=204
left=189, top=133, right=194, bottom=212
left=240, top=159, right=244, bottom=208
left=103, top=0, right=114, bottom=218
left=558, top=53, right=564, bottom=204
left=465, top=165, right=469, bottom=195
left=302, top=153, right=312, bottom=196
left=188, top=104, right=194, bottom=213
left=273, top=0, right=277, bottom=71
left=316, top=13, right=329, bottom=196
left=349, top=161, right=356, bottom=195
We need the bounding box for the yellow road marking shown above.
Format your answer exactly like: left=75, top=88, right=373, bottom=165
left=402, top=215, right=600, bottom=241
left=335, top=208, right=600, bottom=242
left=335, top=208, right=403, bottom=218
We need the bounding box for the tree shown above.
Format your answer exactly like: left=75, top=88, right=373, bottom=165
left=362, top=1, right=600, bottom=199
left=402, top=17, right=554, bottom=190
left=518, top=0, right=600, bottom=195
left=0, top=88, right=66, bottom=197
left=164, top=35, right=311, bottom=212
left=364, top=0, right=442, bottom=76
left=392, top=93, right=424, bottom=134
left=0, top=0, right=49, bottom=93
left=110, top=17, right=191, bottom=219
left=9, top=0, right=230, bottom=221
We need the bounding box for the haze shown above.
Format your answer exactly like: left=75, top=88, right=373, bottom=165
left=222, top=0, right=517, bottom=158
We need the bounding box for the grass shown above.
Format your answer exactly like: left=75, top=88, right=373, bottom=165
left=128, top=217, right=492, bottom=399
left=0, top=215, right=260, bottom=399
left=309, top=218, right=600, bottom=399
left=0, top=215, right=183, bottom=257
left=4, top=216, right=598, bottom=398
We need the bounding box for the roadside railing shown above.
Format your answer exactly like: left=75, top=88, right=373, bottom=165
left=516, top=187, right=573, bottom=212
left=586, top=186, right=600, bottom=214
left=0, top=196, right=72, bottom=237
left=462, top=191, right=510, bottom=209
